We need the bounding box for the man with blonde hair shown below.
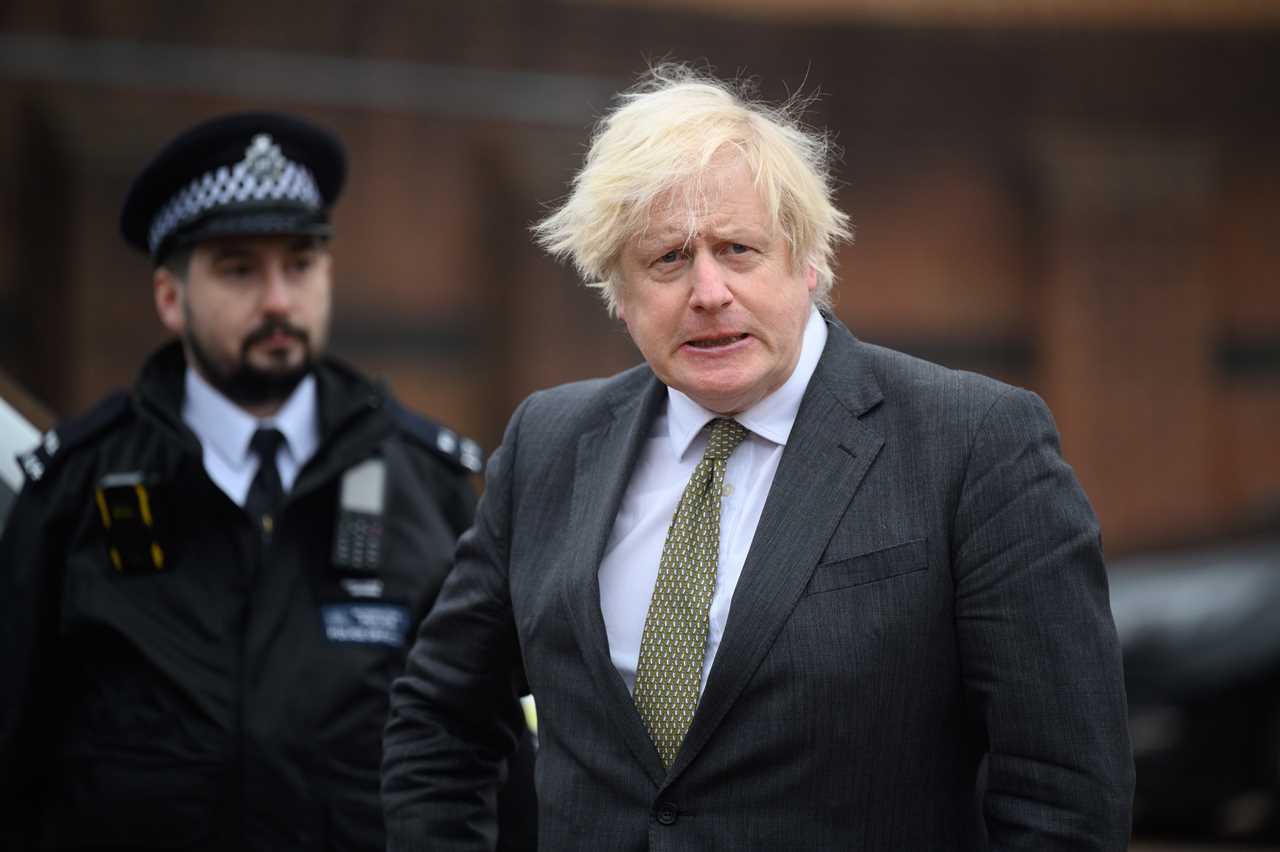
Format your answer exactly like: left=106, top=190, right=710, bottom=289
left=384, top=65, right=1134, bottom=851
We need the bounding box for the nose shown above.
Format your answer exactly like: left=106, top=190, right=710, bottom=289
left=688, top=251, right=732, bottom=311
left=260, top=264, right=292, bottom=315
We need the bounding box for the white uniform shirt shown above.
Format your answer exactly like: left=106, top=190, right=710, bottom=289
left=599, top=307, right=828, bottom=693
left=181, top=367, right=320, bottom=507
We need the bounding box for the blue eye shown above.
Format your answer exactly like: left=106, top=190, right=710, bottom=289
left=658, top=250, right=681, bottom=264
left=729, top=243, right=750, bottom=254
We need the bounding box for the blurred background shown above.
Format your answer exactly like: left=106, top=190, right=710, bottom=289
left=1, top=1, right=1278, bottom=847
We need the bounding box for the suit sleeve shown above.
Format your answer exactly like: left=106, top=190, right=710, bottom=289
left=952, top=387, right=1134, bottom=850
left=0, top=482, right=64, bottom=852
left=383, top=399, right=531, bottom=852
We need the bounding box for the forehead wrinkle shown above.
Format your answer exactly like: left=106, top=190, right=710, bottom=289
left=630, top=156, right=776, bottom=258
left=641, top=200, right=768, bottom=245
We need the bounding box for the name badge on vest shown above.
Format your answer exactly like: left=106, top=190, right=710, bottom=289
left=320, top=602, right=411, bottom=647
left=94, top=471, right=167, bottom=574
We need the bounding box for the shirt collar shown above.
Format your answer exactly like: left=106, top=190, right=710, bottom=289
left=182, top=367, right=320, bottom=467
left=271, top=373, right=320, bottom=466
left=665, top=305, right=827, bottom=460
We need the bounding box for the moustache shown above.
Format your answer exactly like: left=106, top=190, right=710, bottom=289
left=242, top=319, right=309, bottom=353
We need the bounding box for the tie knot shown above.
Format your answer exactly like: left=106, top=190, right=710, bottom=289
left=704, top=418, right=747, bottom=461
left=249, top=427, right=284, bottom=461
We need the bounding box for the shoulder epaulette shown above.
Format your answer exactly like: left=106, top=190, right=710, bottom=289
left=386, top=397, right=484, bottom=474
left=16, top=390, right=131, bottom=485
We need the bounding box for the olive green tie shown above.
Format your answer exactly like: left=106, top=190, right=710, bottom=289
left=633, top=417, right=748, bottom=768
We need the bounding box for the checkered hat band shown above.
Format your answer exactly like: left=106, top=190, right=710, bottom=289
left=147, top=158, right=323, bottom=255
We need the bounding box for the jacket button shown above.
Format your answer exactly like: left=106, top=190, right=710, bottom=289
left=655, top=801, right=678, bottom=826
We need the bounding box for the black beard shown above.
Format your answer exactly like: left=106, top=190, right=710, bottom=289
left=186, top=318, right=313, bottom=408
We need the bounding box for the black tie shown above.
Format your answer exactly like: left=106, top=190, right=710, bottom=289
left=245, top=427, right=285, bottom=534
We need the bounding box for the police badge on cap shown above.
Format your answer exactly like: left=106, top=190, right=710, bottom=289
left=120, top=112, right=346, bottom=262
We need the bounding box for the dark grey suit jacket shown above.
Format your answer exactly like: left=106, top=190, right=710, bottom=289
left=384, top=317, right=1135, bottom=851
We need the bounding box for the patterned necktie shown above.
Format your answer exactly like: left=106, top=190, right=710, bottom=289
left=633, top=417, right=748, bottom=768
left=245, top=427, right=285, bottom=535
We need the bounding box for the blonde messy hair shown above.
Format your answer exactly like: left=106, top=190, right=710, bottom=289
left=533, top=63, right=852, bottom=315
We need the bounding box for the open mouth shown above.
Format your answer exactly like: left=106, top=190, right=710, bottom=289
left=258, top=331, right=298, bottom=347
left=686, top=333, right=748, bottom=349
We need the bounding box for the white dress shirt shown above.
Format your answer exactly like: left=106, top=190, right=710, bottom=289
left=182, top=368, right=321, bottom=507
left=599, top=306, right=828, bottom=693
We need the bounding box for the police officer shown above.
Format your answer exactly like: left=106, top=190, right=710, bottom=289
left=0, top=113, right=535, bottom=851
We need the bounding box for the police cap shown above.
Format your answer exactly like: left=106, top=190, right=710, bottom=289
left=120, top=112, right=346, bottom=262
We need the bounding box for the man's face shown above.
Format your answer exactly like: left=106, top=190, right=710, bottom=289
left=156, top=234, right=332, bottom=409
left=615, top=155, right=816, bottom=415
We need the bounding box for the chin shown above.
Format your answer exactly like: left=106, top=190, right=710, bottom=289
left=682, top=387, right=748, bottom=415
left=681, top=373, right=757, bottom=409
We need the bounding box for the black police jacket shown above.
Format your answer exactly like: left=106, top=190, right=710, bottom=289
left=0, top=342, right=534, bottom=851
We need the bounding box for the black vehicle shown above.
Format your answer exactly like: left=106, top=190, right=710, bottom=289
left=1111, top=521, right=1280, bottom=842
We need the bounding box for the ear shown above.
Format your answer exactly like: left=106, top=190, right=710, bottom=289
left=805, top=263, right=818, bottom=295
left=609, top=276, right=629, bottom=325
left=153, top=267, right=186, bottom=336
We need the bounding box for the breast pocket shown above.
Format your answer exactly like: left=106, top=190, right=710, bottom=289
left=804, top=538, right=928, bottom=596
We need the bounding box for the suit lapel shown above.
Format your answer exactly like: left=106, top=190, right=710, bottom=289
left=560, top=374, right=669, bottom=786
left=669, top=319, right=885, bottom=781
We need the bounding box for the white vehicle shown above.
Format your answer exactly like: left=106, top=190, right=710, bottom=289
left=0, top=391, right=42, bottom=531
